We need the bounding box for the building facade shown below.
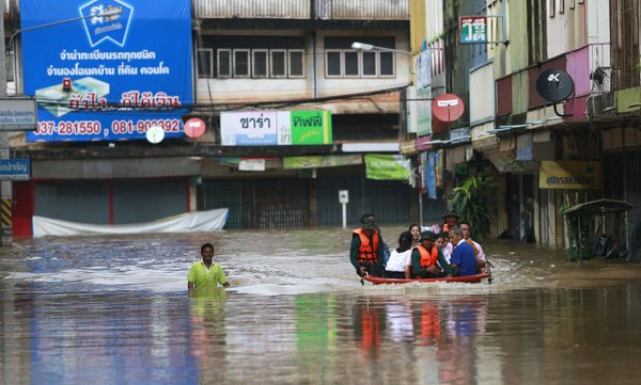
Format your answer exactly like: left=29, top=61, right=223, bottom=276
left=407, top=0, right=640, bottom=258
left=5, top=0, right=415, bottom=237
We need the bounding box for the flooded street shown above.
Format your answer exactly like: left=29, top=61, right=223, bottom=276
left=1, top=226, right=641, bottom=385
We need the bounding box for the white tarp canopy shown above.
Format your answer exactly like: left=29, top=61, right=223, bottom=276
left=33, top=208, right=229, bottom=238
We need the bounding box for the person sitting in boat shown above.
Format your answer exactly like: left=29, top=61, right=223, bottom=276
left=350, top=218, right=385, bottom=277
left=458, top=221, right=486, bottom=271
left=440, top=211, right=460, bottom=233
left=385, top=231, right=414, bottom=279
left=409, top=224, right=421, bottom=247
left=448, top=226, right=478, bottom=276
left=435, top=232, right=453, bottom=264
left=188, top=243, right=230, bottom=289
left=410, top=231, right=453, bottom=278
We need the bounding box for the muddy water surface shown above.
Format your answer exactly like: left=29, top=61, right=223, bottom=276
left=1, top=226, right=640, bottom=385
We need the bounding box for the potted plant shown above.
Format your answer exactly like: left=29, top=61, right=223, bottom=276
left=449, top=175, right=494, bottom=242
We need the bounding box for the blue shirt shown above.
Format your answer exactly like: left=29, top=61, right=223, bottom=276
left=451, top=240, right=477, bottom=276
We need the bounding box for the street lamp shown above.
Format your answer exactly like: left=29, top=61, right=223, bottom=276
left=351, top=41, right=414, bottom=55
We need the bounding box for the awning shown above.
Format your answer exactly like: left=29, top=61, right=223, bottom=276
left=562, top=199, right=635, bottom=216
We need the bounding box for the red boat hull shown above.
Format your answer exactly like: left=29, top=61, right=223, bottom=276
left=363, top=272, right=492, bottom=285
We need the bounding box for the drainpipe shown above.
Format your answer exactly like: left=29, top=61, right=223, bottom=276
left=312, top=30, right=317, bottom=100
left=311, top=0, right=317, bottom=99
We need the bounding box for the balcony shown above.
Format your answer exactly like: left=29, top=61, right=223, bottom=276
left=195, top=0, right=311, bottom=19
left=316, top=0, right=409, bottom=20
left=194, top=0, right=409, bottom=20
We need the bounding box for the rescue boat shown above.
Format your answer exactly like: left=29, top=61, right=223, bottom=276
left=363, top=271, right=492, bottom=285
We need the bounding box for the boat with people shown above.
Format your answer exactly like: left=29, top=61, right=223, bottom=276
left=363, top=271, right=492, bottom=285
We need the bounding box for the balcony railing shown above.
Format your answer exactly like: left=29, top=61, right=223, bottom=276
left=316, top=0, right=409, bottom=20
left=194, top=0, right=409, bottom=20
left=195, top=0, right=311, bottom=19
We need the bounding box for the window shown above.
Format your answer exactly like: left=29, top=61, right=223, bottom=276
left=217, top=49, right=231, bottom=78
left=271, top=50, right=287, bottom=78
left=253, top=50, right=268, bottom=78
left=211, top=48, right=305, bottom=79
left=362, top=51, right=377, bottom=77
left=197, top=49, right=213, bottom=78
left=326, top=50, right=342, bottom=77
left=326, top=50, right=394, bottom=78
left=344, top=50, right=360, bottom=77
left=289, top=50, right=304, bottom=78
left=380, top=52, right=395, bottom=77
left=234, top=50, right=250, bottom=78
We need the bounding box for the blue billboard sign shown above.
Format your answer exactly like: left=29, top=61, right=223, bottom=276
left=0, top=159, right=30, bottom=180
left=21, top=0, right=193, bottom=142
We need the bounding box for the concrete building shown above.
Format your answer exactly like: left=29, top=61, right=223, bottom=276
left=4, top=0, right=414, bottom=237
left=407, top=0, right=640, bottom=259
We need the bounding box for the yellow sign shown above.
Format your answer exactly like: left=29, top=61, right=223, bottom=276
left=400, top=139, right=417, bottom=155
left=539, top=161, right=602, bottom=190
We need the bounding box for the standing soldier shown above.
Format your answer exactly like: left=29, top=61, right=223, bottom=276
left=350, top=218, right=385, bottom=277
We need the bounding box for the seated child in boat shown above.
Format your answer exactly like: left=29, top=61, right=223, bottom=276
left=385, top=231, right=413, bottom=279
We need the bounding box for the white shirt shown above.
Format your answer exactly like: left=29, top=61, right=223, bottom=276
left=471, top=240, right=486, bottom=262
left=440, top=242, right=453, bottom=263
left=385, top=249, right=412, bottom=272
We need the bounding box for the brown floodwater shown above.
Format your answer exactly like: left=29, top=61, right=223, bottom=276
left=1, top=226, right=640, bottom=385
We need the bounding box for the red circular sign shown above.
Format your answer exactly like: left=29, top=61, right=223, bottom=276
left=432, top=94, right=465, bottom=122
left=184, top=118, right=206, bottom=138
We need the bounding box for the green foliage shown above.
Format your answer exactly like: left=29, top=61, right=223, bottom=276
left=449, top=176, right=494, bottom=243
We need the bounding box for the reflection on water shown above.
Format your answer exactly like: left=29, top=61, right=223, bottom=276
left=1, top=228, right=641, bottom=384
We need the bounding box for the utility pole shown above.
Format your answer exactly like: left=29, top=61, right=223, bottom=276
left=0, top=1, right=12, bottom=247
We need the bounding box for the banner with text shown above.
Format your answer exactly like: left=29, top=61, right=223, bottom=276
left=539, top=161, right=602, bottom=190
left=364, top=154, right=410, bottom=181
left=220, top=111, right=332, bottom=146
left=22, top=0, right=193, bottom=142
left=283, top=155, right=362, bottom=169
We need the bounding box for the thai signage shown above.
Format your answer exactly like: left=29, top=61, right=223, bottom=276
left=364, top=154, right=410, bottom=181
left=460, top=16, right=487, bottom=44
left=220, top=111, right=332, bottom=146
left=283, top=155, right=361, bottom=169
left=415, top=51, right=431, bottom=90
left=0, top=159, right=30, bottom=180
left=22, top=0, right=193, bottom=142
left=539, top=161, right=602, bottom=190
left=0, top=98, right=38, bottom=131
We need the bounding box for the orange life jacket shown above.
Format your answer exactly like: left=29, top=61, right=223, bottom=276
left=466, top=238, right=480, bottom=256
left=442, top=223, right=450, bottom=233
left=353, top=229, right=380, bottom=264
left=416, top=245, right=439, bottom=268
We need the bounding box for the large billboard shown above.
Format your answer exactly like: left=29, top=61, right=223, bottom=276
left=21, top=0, right=193, bottom=142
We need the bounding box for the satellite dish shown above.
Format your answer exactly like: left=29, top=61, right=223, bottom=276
left=146, top=125, right=165, bottom=144
left=536, top=69, right=574, bottom=102
left=184, top=117, right=206, bottom=138
left=432, top=94, right=465, bottom=122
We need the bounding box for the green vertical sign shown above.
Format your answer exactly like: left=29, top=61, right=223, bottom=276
left=290, top=111, right=332, bottom=145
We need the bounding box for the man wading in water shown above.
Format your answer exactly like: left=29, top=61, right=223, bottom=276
left=188, top=243, right=230, bottom=289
